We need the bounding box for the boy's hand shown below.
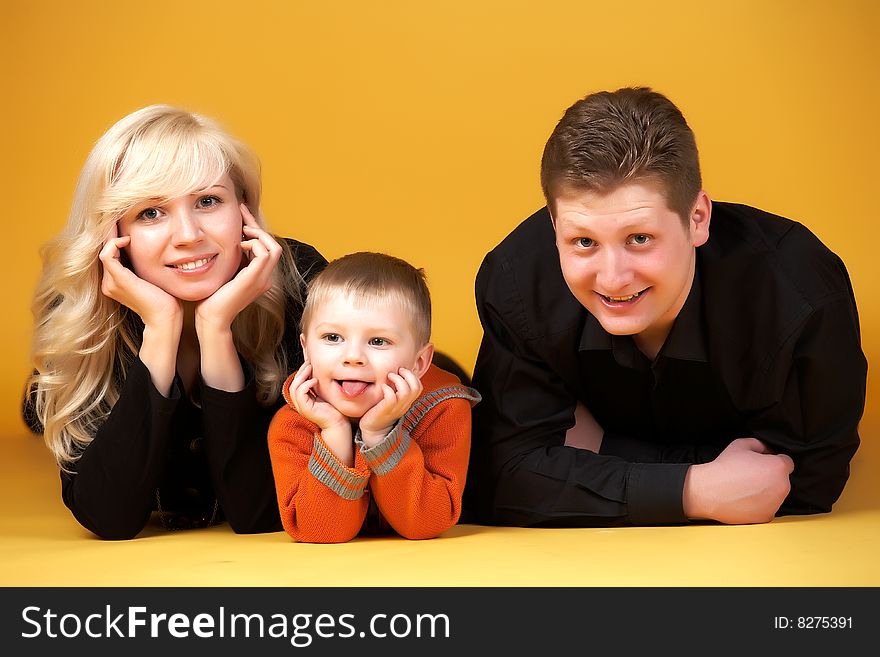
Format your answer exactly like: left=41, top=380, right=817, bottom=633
left=290, top=361, right=354, bottom=465
left=289, top=361, right=347, bottom=431
left=359, top=368, right=423, bottom=448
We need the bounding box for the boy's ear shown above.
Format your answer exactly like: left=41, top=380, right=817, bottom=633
left=299, top=333, right=308, bottom=359
left=412, top=342, right=435, bottom=379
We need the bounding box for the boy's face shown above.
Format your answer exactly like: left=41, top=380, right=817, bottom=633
left=551, top=180, right=710, bottom=356
left=301, top=292, right=432, bottom=420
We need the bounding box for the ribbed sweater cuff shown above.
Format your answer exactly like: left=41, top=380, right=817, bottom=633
left=307, top=434, right=368, bottom=500
left=356, top=422, right=411, bottom=476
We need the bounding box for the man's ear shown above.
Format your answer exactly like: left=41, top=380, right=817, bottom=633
left=412, top=342, right=435, bottom=379
left=689, top=191, right=712, bottom=247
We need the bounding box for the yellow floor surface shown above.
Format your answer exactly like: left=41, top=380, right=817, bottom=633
left=3, top=428, right=879, bottom=588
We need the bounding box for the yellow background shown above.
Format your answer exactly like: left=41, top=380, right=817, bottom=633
left=1, top=0, right=878, bottom=585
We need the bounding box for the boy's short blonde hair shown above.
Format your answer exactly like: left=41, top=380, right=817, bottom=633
left=301, top=252, right=432, bottom=346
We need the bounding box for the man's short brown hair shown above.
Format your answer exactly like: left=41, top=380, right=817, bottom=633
left=301, top=252, right=432, bottom=347
left=540, top=87, right=702, bottom=222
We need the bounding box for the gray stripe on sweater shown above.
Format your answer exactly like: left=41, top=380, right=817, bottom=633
left=309, top=434, right=368, bottom=500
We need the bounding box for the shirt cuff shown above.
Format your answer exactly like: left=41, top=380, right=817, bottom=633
left=626, top=463, right=689, bottom=524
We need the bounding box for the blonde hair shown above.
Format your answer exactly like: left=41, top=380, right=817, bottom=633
left=28, top=105, right=305, bottom=469
left=301, top=252, right=432, bottom=346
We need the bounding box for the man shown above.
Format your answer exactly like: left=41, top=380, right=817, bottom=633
left=464, top=87, right=866, bottom=527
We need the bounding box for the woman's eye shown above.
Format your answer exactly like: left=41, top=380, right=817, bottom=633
left=368, top=337, right=389, bottom=347
left=576, top=237, right=594, bottom=248
left=197, top=195, right=221, bottom=208
left=630, top=234, right=651, bottom=245
left=137, top=207, right=161, bottom=221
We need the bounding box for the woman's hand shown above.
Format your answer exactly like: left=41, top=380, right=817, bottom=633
left=99, top=225, right=182, bottom=396
left=358, top=368, right=423, bottom=447
left=194, top=204, right=282, bottom=333
left=99, top=225, right=182, bottom=328
left=194, top=204, right=282, bottom=393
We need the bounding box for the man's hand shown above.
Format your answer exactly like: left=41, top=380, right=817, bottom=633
left=358, top=368, right=423, bottom=447
left=683, top=437, right=795, bottom=524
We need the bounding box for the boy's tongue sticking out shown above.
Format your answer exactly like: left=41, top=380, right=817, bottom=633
left=340, top=380, right=369, bottom=397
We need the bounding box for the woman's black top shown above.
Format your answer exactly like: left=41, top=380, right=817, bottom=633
left=23, top=238, right=326, bottom=539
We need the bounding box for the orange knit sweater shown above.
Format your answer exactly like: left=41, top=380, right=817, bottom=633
left=268, top=365, right=480, bottom=543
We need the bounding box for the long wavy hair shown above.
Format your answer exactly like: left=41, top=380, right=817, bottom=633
left=28, top=105, right=304, bottom=469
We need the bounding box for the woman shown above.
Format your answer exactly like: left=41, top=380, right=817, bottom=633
left=24, top=105, right=326, bottom=539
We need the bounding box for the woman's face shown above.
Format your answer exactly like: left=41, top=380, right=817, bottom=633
left=117, top=174, right=245, bottom=302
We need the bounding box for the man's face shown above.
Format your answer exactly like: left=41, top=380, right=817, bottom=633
left=552, top=180, right=710, bottom=356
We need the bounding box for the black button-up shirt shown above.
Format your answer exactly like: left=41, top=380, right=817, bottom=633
left=464, top=202, right=866, bottom=527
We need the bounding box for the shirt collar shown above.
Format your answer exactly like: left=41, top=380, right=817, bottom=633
left=578, top=265, right=708, bottom=367
left=658, top=269, right=708, bottom=363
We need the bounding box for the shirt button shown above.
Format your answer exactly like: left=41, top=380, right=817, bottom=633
left=189, top=437, right=204, bottom=453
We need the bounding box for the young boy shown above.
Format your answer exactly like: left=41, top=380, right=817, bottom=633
left=268, top=252, right=480, bottom=543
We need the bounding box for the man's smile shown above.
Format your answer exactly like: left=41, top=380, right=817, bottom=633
left=597, top=288, right=650, bottom=305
